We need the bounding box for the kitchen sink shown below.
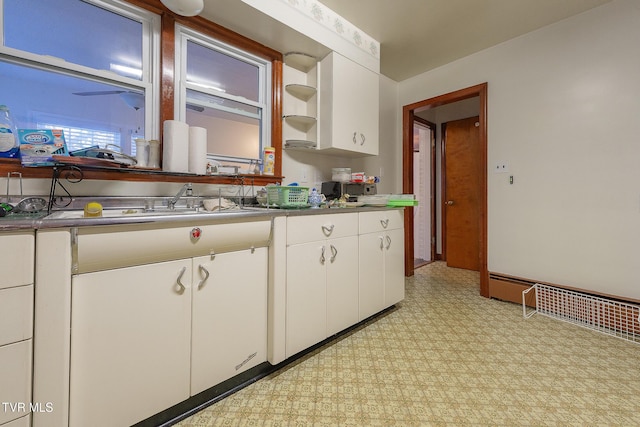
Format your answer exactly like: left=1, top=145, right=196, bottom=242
left=45, top=207, right=227, bottom=220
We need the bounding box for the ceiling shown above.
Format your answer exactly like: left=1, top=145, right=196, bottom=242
left=317, top=0, right=613, bottom=81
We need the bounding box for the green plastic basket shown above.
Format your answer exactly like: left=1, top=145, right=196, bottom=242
left=266, top=185, right=309, bottom=208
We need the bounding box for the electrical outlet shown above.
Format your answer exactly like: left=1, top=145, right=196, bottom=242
left=493, top=162, right=509, bottom=173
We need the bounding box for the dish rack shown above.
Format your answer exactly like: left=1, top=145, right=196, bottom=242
left=266, top=185, right=309, bottom=208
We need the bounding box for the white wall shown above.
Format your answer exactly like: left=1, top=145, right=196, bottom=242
left=397, top=0, right=640, bottom=300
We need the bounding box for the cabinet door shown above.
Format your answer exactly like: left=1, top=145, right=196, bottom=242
left=0, top=340, right=32, bottom=425
left=384, top=229, right=405, bottom=307
left=358, top=233, right=385, bottom=320
left=69, top=259, right=192, bottom=427
left=321, top=52, right=379, bottom=156
left=0, top=231, right=34, bottom=289
left=191, top=249, right=268, bottom=395
left=326, top=236, right=359, bottom=336
left=286, top=241, right=327, bottom=357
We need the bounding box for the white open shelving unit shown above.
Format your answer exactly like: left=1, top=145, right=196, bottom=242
left=282, top=52, right=318, bottom=151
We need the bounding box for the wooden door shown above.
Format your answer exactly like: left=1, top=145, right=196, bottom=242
left=443, top=116, right=481, bottom=271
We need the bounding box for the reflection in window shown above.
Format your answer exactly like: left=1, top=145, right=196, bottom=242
left=177, top=28, right=271, bottom=170
left=0, top=0, right=157, bottom=157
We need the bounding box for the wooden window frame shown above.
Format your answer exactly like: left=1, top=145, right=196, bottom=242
left=0, top=0, right=283, bottom=186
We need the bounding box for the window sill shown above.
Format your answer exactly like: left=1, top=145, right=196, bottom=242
left=0, top=158, right=282, bottom=186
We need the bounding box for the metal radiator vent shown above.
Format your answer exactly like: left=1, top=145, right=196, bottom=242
left=523, top=283, right=640, bottom=344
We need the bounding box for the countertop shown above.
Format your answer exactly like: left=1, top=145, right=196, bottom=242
left=0, top=205, right=402, bottom=231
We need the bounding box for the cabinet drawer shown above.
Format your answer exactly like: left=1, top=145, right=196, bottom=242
left=359, top=210, right=404, bottom=234
left=76, top=219, right=271, bottom=273
left=0, top=232, right=34, bottom=290
left=0, top=285, right=33, bottom=346
left=287, top=213, right=358, bottom=245
left=0, top=340, right=33, bottom=425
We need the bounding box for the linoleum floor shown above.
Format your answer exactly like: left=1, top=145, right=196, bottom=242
left=176, top=261, right=640, bottom=426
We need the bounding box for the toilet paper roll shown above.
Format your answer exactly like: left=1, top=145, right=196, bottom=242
left=162, top=120, right=189, bottom=173
left=189, top=126, right=208, bottom=175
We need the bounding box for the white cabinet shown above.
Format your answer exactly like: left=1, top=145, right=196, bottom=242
left=191, top=249, right=267, bottom=395
left=0, top=231, right=34, bottom=427
left=67, top=220, right=271, bottom=427
left=319, top=51, right=379, bottom=156
left=286, top=213, right=359, bottom=357
left=283, top=52, right=318, bottom=150
left=359, top=210, right=405, bottom=320
left=69, top=259, right=193, bottom=427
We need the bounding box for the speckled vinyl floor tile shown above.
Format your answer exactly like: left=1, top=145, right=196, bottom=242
left=176, top=262, right=640, bottom=426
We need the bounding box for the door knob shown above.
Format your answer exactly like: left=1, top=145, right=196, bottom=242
left=446, top=200, right=454, bottom=205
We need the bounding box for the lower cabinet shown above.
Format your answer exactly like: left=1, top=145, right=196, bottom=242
left=285, top=213, right=359, bottom=358
left=0, top=231, right=34, bottom=427
left=69, top=248, right=267, bottom=427
left=191, top=249, right=267, bottom=395
left=359, top=210, right=405, bottom=321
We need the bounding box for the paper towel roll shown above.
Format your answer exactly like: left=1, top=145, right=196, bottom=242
left=189, top=126, right=208, bottom=175
left=162, top=120, right=189, bottom=173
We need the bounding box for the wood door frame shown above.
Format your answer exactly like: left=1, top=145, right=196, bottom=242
left=402, top=83, right=488, bottom=297
left=413, top=116, right=437, bottom=264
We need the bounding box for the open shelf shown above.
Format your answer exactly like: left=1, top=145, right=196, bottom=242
left=284, top=139, right=317, bottom=150
left=284, top=52, right=317, bottom=72
left=283, top=115, right=317, bottom=131
left=285, top=84, right=317, bottom=101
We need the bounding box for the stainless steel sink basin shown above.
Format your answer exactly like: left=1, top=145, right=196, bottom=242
left=45, top=207, right=205, bottom=220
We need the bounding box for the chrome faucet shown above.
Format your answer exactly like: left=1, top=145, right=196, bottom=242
left=168, top=183, right=193, bottom=210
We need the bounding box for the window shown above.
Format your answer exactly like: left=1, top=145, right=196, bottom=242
left=175, top=26, right=271, bottom=170
left=0, top=0, right=159, bottom=156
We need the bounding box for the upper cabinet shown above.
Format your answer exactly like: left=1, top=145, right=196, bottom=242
left=282, top=52, right=318, bottom=151
left=319, top=51, right=379, bottom=157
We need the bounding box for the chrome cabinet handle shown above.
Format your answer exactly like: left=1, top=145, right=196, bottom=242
left=385, top=235, right=392, bottom=250
left=320, top=246, right=326, bottom=264
left=322, top=224, right=334, bottom=236
left=197, top=264, right=210, bottom=290
left=330, top=244, right=338, bottom=263
left=379, top=236, right=384, bottom=250
left=352, top=132, right=357, bottom=144
left=380, top=219, right=389, bottom=229
left=175, top=266, right=187, bottom=294
left=360, top=133, right=365, bottom=145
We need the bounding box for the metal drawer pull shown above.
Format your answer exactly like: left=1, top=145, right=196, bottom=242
left=379, top=236, right=384, bottom=250
left=322, top=224, right=334, bottom=236
left=352, top=132, right=357, bottom=144
left=386, top=235, right=392, bottom=250
left=320, top=246, right=326, bottom=264
left=380, top=219, right=389, bottom=228
left=360, top=133, right=365, bottom=145
left=175, top=266, right=187, bottom=294
left=197, top=264, right=210, bottom=290
left=330, top=245, right=338, bottom=262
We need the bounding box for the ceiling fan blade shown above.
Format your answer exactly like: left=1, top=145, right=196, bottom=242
left=72, top=90, right=127, bottom=96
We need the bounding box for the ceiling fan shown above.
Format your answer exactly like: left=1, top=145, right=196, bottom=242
left=72, top=90, right=205, bottom=112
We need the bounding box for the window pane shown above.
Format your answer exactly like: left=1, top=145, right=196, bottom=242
left=186, top=89, right=260, bottom=117
left=0, top=61, right=144, bottom=156
left=4, top=0, right=143, bottom=80
left=186, top=40, right=259, bottom=102
left=186, top=106, right=260, bottom=161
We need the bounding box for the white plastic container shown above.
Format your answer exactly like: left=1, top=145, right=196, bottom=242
left=0, top=105, right=19, bottom=158
left=134, top=138, right=148, bottom=167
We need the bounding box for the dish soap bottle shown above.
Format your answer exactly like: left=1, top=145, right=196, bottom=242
left=308, top=188, right=322, bottom=209
left=0, top=105, right=19, bottom=158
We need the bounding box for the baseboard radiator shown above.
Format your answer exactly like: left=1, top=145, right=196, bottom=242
left=522, top=283, right=640, bottom=345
